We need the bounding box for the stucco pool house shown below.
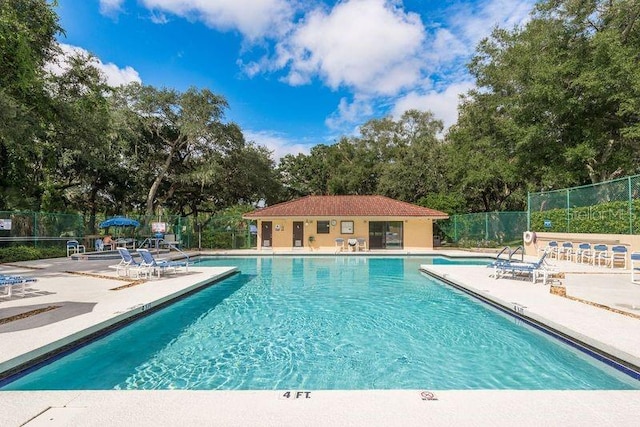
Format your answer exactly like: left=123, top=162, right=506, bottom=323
left=243, top=195, right=448, bottom=251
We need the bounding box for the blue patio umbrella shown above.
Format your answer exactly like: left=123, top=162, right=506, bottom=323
left=99, top=217, right=140, bottom=228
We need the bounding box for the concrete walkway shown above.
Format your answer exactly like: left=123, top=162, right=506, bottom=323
left=0, top=251, right=639, bottom=426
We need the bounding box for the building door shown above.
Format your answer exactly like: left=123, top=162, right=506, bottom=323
left=261, top=221, right=272, bottom=247
left=292, top=221, right=304, bottom=247
left=369, top=221, right=403, bottom=249
left=369, top=222, right=384, bottom=249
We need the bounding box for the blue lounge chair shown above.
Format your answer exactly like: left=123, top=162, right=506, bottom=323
left=1, top=274, right=37, bottom=297
left=136, top=248, right=188, bottom=278
left=115, top=247, right=148, bottom=278
left=493, top=252, right=550, bottom=284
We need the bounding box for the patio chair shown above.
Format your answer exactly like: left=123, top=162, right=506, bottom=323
left=95, top=238, right=104, bottom=252
left=356, top=237, right=368, bottom=252
left=114, top=247, right=148, bottom=278
left=66, top=240, right=86, bottom=257
left=573, top=243, right=592, bottom=263
left=610, top=245, right=629, bottom=269
left=335, top=238, right=345, bottom=253
left=538, top=241, right=559, bottom=259
left=0, top=274, right=37, bottom=297
left=632, top=252, right=640, bottom=284
left=137, top=248, right=188, bottom=278
left=589, top=244, right=609, bottom=266
left=557, top=242, right=574, bottom=261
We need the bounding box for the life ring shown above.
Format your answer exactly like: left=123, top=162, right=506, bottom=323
left=523, top=231, right=537, bottom=244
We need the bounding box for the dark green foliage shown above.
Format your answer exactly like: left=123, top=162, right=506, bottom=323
left=0, top=245, right=65, bottom=263
left=530, top=200, right=640, bottom=234
left=3, top=0, right=640, bottom=228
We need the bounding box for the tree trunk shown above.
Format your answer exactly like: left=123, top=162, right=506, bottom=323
left=145, top=151, right=175, bottom=216
left=88, top=185, right=98, bottom=235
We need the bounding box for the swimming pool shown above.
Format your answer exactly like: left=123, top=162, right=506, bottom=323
left=2, top=256, right=638, bottom=390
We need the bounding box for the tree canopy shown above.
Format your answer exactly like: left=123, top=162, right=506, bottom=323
left=1, top=0, right=639, bottom=222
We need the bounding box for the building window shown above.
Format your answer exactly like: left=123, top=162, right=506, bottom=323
left=317, top=220, right=330, bottom=234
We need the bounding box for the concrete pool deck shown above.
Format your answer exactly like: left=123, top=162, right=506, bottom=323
left=1, top=250, right=639, bottom=426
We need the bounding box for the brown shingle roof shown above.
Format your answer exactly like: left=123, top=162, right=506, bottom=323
left=243, top=195, right=448, bottom=218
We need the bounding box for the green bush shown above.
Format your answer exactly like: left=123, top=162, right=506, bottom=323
left=0, top=246, right=66, bottom=263
left=531, top=199, right=640, bottom=234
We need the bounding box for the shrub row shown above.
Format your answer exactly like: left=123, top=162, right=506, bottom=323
left=0, top=246, right=66, bottom=263
left=530, top=199, right=640, bottom=234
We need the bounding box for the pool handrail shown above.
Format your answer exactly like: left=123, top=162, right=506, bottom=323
left=495, top=246, right=511, bottom=261
left=509, top=246, right=524, bottom=262
left=166, top=243, right=190, bottom=264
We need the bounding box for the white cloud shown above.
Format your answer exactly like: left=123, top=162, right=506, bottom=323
left=244, top=130, right=312, bottom=162
left=150, top=11, right=170, bottom=24
left=451, top=0, right=533, bottom=45
left=325, top=97, right=374, bottom=130
left=140, top=0, right=294, bottom=40
left=46, top=44, right=142, bottom=87
left=321, top=0, right=534, bottom=133
left=94, top=0, right=535, bottom=146
left=391, top=81, right=476, bottom=130
left=99, top=0, right=125, bottom=16
left=275, top=0, right=426, bottom=95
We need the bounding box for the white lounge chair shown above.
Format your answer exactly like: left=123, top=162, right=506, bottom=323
left=137, top=248, right=188, bottom=278
left=335, top=238, right=345, bottom=253
left=493, top=252, right=551, bottom=284
left=114, top=247, right=148, bottom=278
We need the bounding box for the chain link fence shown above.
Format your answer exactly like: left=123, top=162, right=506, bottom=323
left=0, top=211, right=257, bottom=250
left=528, top=174, right=640, bottom=234
left=438, top=212, right=527, bottom=246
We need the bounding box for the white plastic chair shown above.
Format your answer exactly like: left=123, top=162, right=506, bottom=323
left=608, top=245, right=628, bottom=269
left=356, top=237, right=368, bottom=252
left=557, top=242, right=574, bottom=260
left=631, top=252, right=640, bottom=284
left=592, top=244, right=609, bottom=266
left=573, top=243, right=591, bottom=263
left=66, top=240, right=86, bottom=257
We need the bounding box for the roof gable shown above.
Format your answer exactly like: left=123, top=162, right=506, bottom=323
left=244, top=195, right=448, bottom=218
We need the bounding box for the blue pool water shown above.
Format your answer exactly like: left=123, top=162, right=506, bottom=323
left=2, top=256, right=638, bottom=390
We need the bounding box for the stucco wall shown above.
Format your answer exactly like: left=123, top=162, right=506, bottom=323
left=255, top=217, right=435, bottom=251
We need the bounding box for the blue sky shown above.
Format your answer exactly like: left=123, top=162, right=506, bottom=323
left=52, top=0, right=535, bottom=161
